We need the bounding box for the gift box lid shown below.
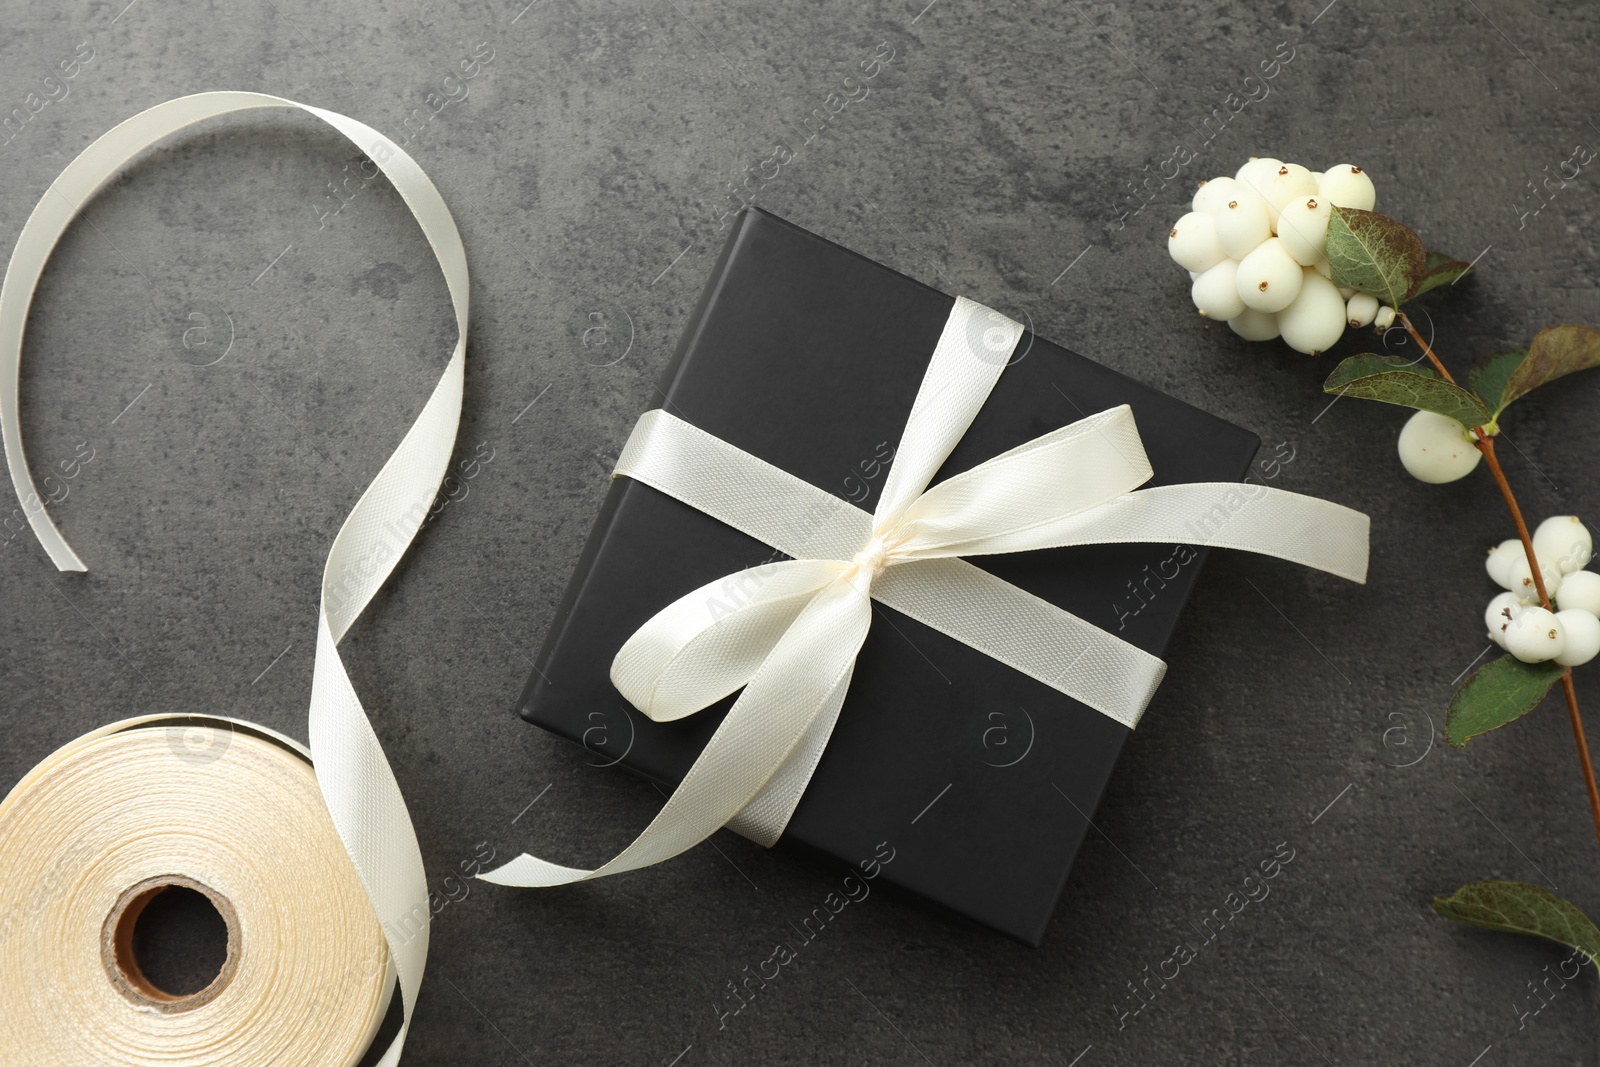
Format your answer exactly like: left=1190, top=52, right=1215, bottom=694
left=518, top=208, right=1259, bottom=945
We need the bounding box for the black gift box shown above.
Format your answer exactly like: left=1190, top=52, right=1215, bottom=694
left=519, top=209, right=1258, bottom=945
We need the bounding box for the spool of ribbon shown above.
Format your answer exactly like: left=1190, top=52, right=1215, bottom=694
left=0, top=717, right=393, bottom=1065
left=0, top=93, right=465, bottom=1065
left=482, top=297, right=1370, bottom=887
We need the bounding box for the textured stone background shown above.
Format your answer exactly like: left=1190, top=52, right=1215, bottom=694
left=2, top=0, right=1599, bottom=1063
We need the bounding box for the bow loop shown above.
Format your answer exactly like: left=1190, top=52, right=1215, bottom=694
left=872, top=297, right=1021, bottom=529
left=887, top=405, right=1154, bottom=562
left=611, top=559, right=844, bottom=722
left=487, top=569, right=874, bottom=885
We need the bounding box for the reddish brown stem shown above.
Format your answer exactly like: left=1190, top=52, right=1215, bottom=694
left=1561, top=671, right=1600, bottom=855
left=1475, top=437, right=1551, bottom=602
left=1396, top=312, right=1600, bottom=859
left=1398, top=313, right=1456, bottom=386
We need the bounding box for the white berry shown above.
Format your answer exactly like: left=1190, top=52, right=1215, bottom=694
left=1276, top=266, right=1346, bottom=354
left=1235, top=157, right=1284, bottom=186
left=1228, top=307, right=1280, bottom=341
left=1374, top=305, right=1396, bottom=329
left=1533, top=515, right=1593, bottom=575
left=1347, top=292, right=1379, bottom=328
left=1486, top=591, right=1526, bottom=649
left=1192, top=177, right=1241, bottom=214
left=1275, top=195, right=1333, bottom=265
left=1397, top=410, right=1480, bottom=484
left=1268, top=163, right=1319, bottom=208
left=1557, top=570, right=1600, bottom=616
left=1240, top=162, right=1318, bottom=229
left=1505, top=606, right=1566, bottom=663
left=1486, top=538, right=1524, bottom=590
left=1318, top=164, right=1376, bottom=211
left=1508, top=553, right=1563, bottom=602
left=1169, top=212, right=1227, bottom=273
left=1191, top=259, right=1246, bottom=321
left=1236, top=237, right=1304, bottom=313
left=1215, top=190, right=1274, bottom=259
left=1556, top=609, right=1600, bottom=667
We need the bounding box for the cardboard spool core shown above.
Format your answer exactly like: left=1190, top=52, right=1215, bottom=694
left=102, top=875, right=240, bottom=1013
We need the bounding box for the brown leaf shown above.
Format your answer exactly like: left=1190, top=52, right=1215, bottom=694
left=1501, top=325, right=1600, bottom=408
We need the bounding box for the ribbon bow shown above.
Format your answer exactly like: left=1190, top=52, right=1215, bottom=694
left=482, top=297, right=1368, bottom=887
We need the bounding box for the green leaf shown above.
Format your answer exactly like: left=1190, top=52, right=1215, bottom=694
left=1433, top=881, right=1600, bottom=966
left=1499, top=324, right=1600, bottom=409
left=1410, top=251, right=1475, bottom=299
left=1467, top=348, right=1527, bottom=415
left=1324, top=207, right=1427, bottom=307
left=1323, top=353, right=1493, bottom=429
left=1445, top=653, right=1565, bottom=748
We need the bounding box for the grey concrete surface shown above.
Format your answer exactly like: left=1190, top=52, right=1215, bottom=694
left=2, top=0, right=1598, bottom=1063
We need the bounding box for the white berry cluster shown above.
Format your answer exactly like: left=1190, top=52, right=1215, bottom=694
left=1168, top=158, right=1388, bottom=355
left=1484, top=515, right=1600, bottom=666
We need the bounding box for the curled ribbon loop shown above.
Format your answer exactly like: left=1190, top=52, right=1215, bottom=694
left=0, top=93, right=466, bottom=1066
left=482, top=296, right=1370, bottom=887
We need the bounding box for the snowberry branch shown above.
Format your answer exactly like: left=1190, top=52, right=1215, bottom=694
left=1172, top=154, right=1600, bottom=955
left=1398, top=311, right=1600, bottom=857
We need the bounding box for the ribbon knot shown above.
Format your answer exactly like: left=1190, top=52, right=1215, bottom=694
left=851, top=534, right=894, bottom=578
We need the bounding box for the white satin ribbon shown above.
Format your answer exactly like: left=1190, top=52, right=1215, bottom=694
left=0, top=93, right=464, bottom=1066
left=481, top=297, right=1370, bottom=889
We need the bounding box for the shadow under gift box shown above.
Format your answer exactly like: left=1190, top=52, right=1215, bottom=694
left=518, top=208, right=1259, bottom=946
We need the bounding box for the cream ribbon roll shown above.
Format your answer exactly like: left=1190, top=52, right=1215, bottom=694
left=0, top=716, right=394, bottom=1066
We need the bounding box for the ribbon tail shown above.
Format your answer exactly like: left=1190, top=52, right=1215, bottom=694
left=981, top=482, right=1371, bottom=583
left=725, top=660, right=854, bottom=847
left=482, top=576, right=874, bottom=886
